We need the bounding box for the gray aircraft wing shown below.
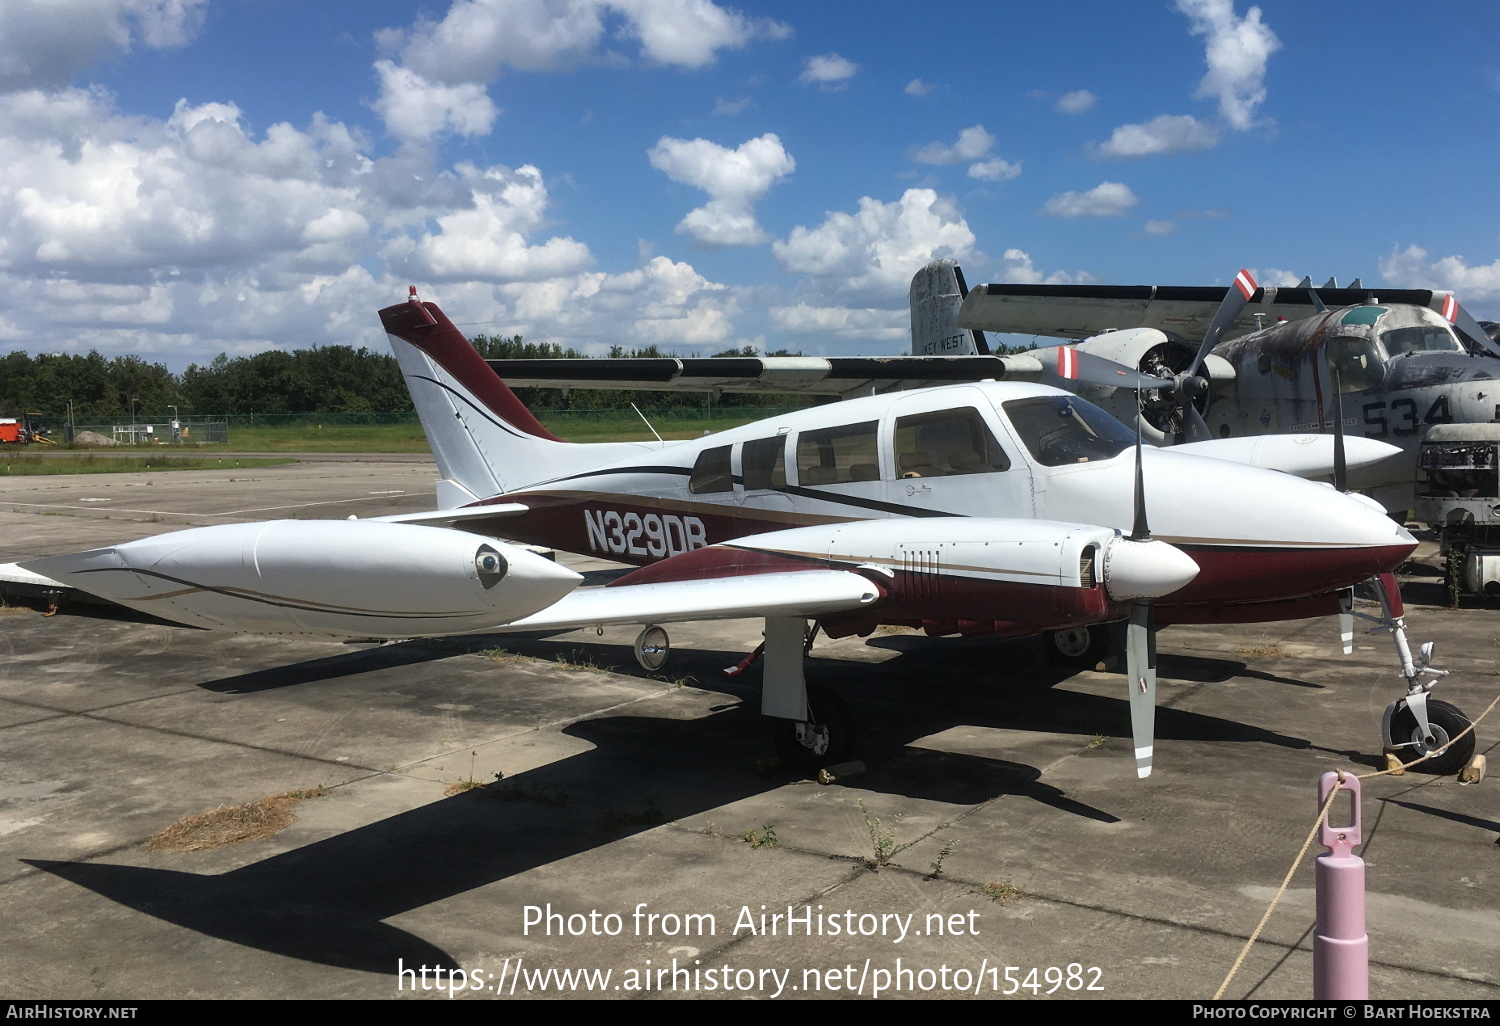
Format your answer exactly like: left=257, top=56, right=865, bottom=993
left=958, top=283, right=1457, bottom=342
left=486, top=353, right=1043, bottom=397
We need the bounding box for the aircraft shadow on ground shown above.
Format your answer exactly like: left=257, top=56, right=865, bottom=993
left=28, top=628, right=1323, bottom=975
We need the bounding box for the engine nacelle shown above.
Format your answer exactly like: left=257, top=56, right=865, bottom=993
left=24, top=520, right=582, bottom=638
left=1074, top=328, right=1235, bottom=444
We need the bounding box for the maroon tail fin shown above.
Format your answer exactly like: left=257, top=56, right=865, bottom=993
left=380, top=294, right=563, bottom=442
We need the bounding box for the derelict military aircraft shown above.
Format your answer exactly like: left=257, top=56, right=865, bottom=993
left=942, top=263, right=1500, bottom=515
left=22, top=288, right=1468, bottom=777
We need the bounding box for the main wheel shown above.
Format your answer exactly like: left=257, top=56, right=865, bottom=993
left=772, top=684, right=854, bottom=771
left=1043, top=625, right=1110, bottom=668
left=1387, top=699, right=1476, bottom=775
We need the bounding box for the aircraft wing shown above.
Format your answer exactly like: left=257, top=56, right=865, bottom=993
left=958, top=283, right=1458, bottom=342
left=485, top=354, right=1043, bottom=398
left=500, top=569, right=881, bottom=630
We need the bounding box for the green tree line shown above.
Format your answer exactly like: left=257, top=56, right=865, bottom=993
left=0, top=336, right=815, bottom=418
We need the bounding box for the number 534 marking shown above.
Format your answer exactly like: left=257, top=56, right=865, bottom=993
left=1361, top=395, right=1452, bottom=438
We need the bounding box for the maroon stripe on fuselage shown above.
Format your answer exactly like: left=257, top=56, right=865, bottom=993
left=463, top=491, right=850, bottom=565
left=1166, top=542, right=1414, bottom=606
left=379, top=299, right=564, bottom=442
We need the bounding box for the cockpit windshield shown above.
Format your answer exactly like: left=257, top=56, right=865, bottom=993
left=1001, top=395, right=1136, bottom=466
left=1382, top=325, right=1461, bottom=357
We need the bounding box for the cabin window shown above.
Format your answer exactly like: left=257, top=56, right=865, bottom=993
left=1001, top=396, right=1135, bottom=467
left=894, top=408, right=1010, bottom=478
left=742, top=436, right=786, bottom=489
left=796, top=421, right=879, bottom=486
left=1381, top=325, right=1461, bottom=357
left=1326, top=336, right=1386, bottom=393
left=689, top=445, right=734, bottom=493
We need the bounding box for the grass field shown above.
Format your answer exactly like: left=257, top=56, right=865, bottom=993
left=177, top=410, right=805, bottom=450
left=20, top=408, right=814, bottom=455
left=0, top=454, right=295, bottom=475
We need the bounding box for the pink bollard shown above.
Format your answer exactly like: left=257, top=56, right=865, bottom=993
left=1313, top=771, right=1368, bottom=999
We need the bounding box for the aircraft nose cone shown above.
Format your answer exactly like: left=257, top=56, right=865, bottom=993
left=1103, top=537, right=1200, bottom=601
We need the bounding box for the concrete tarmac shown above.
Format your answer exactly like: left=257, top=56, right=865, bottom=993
left=0, top=457, right=1496, bottom=1001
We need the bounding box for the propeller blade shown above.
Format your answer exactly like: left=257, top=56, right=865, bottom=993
left=1052, top=346, right=1174, bottom=391
left=1440, top=293, right=1500, bottom=360
left=1181, top=398, right=1214, bottom=444
left=1331, top=364, right=1347, bottom=492
left=1131, top=396, right=1149, bottom=541
left=1126, top=602, right=1158, bottom=779
left=1186, top=268, right=1258, bottom=379
left=1338, top=587, right=1355, bottom=655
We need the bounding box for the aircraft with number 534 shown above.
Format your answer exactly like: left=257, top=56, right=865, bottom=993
left=21, top=286, right=1475, bottom=778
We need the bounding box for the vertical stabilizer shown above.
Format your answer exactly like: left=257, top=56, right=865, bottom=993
left=380, top=292, right=654, bottom=505
left=909, top=259, right=987, bottom=355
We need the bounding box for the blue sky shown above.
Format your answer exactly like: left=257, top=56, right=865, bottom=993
left=1, top=0, right=1497, bottom=369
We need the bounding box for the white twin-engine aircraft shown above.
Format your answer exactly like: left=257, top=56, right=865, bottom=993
left=25, top=290, right=1430, bottom=778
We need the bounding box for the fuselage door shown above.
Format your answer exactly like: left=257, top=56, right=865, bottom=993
left=884, top=388, right=1033, bottom=518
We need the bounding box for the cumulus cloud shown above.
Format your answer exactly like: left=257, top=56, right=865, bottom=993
left=1246, top=267, right=1304, bottom=287
left=389, top=164, right=593, bottom=281
left=648, top=133, right=795, bottom=248
left=0, top=0, right=208, bottom=92
left=384, top=0, right=788, bottom=80
left=372, top=0, right=789, bottom=140
left=1041, top=182, right=1139, bottom=218
left=1097, top=114, right=1218, bottom=157
left=999, top=249, right=1096, bottom=285
left=1176, top=0, right=1280, bottom=130
left=913, top=124, right=995, bottom=165
left=1143, top=219, right=1177, bottom=236
left=773, top=188, right=976, bottom=300
left=799, top=53, right=858, bottom=88
left=488, top=255, right=741, bottom=350
left=373, top=60, right=499, bottom=143
left=1056, top=90, right=1096, bottom=114
left=1380, top=245, right=1500, bottom=299
left=0, top=86, right=750, bottom=360
left=770, top=303, right=906, bottom=342
left=712, top=97, right=752, bottom=116
left=968, top=158, right=1021, bottom=182
left=905, top=78, right=934, bottom=97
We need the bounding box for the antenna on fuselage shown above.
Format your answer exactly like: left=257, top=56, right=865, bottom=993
left=630, top=402, right=665, bottom=443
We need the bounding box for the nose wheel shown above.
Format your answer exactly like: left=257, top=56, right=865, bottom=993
left=1384, top=699, right=1476, bottom=776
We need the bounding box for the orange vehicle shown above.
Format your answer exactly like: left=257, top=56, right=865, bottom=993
left=0, top=414, right=51, bottom=444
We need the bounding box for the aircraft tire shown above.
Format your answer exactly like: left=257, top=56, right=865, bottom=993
left=772, top=684, right=854, bottom=771
left=1043, top=625, right=1110, bottom=668
left=1387, top=699, right=1476, bottom=776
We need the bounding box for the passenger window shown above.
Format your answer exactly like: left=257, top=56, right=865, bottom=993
left=895, top=408, right=1010, bottom=478
left=742, top=436, right=786, bottom=490
left=796, top=421, right=878, bottom=486
left=689, top=445, right=733, bottom=494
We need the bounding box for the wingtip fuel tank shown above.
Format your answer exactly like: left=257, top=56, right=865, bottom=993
left=22, top=520, right=582, bottom=639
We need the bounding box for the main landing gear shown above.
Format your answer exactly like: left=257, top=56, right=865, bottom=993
left=1349, top=573, right=1477, bottom=775
left=730, top=616, right=856, bottom=772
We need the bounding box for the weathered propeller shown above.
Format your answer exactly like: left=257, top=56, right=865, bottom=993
left=1049, top=269, right=1258, bottom=445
